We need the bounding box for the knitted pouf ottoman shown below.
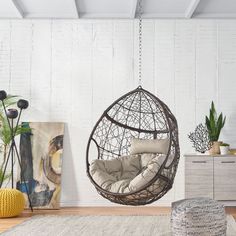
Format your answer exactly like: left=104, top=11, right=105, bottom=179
left=171, top=198, right=227, bottom=236
left=0, top=189, right=25, bottom=218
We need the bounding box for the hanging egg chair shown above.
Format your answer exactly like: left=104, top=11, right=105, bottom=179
left=86, top=86, right=180, bottom=205
left=86, top=0, right=180, bottom=206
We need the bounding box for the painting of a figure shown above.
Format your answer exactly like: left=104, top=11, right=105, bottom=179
left=17, top=122, right=64, bottom=209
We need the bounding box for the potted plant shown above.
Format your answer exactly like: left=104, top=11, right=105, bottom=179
left=220, top=143, right=230, bottom=155
left=205, top=101, right=226, bottom=155
left=0, top=95, right=31, bottom=187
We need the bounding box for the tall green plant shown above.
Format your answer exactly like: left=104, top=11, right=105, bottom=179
left=0, top=95, right=31, bottom=185
left=205, top=101, right=226, bottom=142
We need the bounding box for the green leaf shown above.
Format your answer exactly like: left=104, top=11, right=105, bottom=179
left=205, top=101, right=226, bottom=141
left=0, top=168, right=11, bottom=183
left=211, top=101, right=217, bottom=120
left=222, top=116, right=226, bottom=127
left=210, top=113, right=216, bottom=139
left=216, top=113, right=223, bottom=140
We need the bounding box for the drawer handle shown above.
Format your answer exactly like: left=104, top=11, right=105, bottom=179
left=192, top=161, right=207, bottom=163
left=221, top=161, right=235, bottom=164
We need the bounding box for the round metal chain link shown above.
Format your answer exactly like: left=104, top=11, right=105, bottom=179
left=138, top=0, right=143, bottom=86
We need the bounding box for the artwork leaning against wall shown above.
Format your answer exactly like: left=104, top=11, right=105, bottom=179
left=17, top=122, right=65, bottom=209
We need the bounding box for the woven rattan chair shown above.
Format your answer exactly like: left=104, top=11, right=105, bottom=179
left=86, top=86, right=180, bottom=205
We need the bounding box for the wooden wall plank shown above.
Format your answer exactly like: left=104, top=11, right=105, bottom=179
left=155, top=20, right=175, bottom=112
left=91, top=21, right=113, bottom=125
left=29, top=20, right=51, bottom=121
left=10, top=20, right=32, bottom=99
left=112, top=20, right=134, bottom=98
left=195, top=20, right=217, bottom=124
left=140, top=20, right=155, bottom=92
left=174, top=20, right=196, bottom=200
left=154, top=20, right=175, bottom=205
left=218, top=20, right=236, bottom=145
left=50, top=20, right=72, bottom=122
left=0, top=21, right=11, bottom=91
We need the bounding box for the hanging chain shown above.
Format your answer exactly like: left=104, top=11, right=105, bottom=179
left=138, top=0, right=143, bottom=86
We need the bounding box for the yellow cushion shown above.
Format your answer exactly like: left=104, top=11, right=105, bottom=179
left=0, top=188, right=25, bottom=218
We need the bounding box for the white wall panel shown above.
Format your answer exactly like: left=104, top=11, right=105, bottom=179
left=91, top=21, right=113, bottom=124
left=155, top=20, right=175, bottom=112
left=174, top=20, right=196, bottom=200
left=10, top=21, right=32, bottom=100
left=51, top=20, right=73, bottom=122
left=195, top=20, right=217, bottom=124
left=154, top=20, right=175, bottom=204
left=0, top=21, right=10, bottom=90
left=218, top=20, right=236, bottom=145
left=112, top=21, right=134, bottom=98
left=29, top=20, right=51, bottom=121
left=141, top=20, right=155, bottom=92
left=0, top=19, right=235, bottom=206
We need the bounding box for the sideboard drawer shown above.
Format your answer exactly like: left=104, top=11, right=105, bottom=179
left=185, top=157, right=213, bottom=198
left=214, top=157, right=236, bottom=200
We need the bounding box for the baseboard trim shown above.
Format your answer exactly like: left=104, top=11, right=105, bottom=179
left=60, top=200, right=172, bottom=207
left=60, top=200, right=236, bottom=207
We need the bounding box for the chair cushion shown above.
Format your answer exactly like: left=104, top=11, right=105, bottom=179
left=129, top=153, right=161, bottom=192
left=130, top=138, right=169, bottom=155
left=90, top=153, right=166, bottom=193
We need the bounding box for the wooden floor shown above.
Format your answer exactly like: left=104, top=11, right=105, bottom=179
left=0, top=207, right=236, bottom=233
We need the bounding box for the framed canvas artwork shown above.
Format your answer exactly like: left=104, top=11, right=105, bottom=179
left=17, top=122, right=64, bottom=209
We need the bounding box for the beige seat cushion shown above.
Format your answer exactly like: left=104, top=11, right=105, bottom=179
left=129, top=153, right=162, bottom=192
left=130, top=138, right=169, bottom=155
left=90, top=153, right=166, bottom=193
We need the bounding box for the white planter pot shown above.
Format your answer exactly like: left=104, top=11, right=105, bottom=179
left=220, top=146, right=230, bottom=155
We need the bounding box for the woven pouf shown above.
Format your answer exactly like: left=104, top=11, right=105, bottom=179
left=171, top=198, right=227, bottom=236
left=0, top=188, right=25, bottom=218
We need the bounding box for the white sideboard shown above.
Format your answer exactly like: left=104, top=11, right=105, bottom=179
left=185, top=154, right=236, bottom=204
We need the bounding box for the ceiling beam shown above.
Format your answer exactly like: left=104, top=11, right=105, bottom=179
left=80, top=13, right=132, bottom=19
left=130, top=0, right=138, bottom=19
left=141, top=13, right=184, bottom=19
left=185, top=0, right=201, bottom=18
left=73, top=0, right=80, bottom=18
left=11, top=0, right=24, bottom=18
left=193, top=13, right=236, bottom=19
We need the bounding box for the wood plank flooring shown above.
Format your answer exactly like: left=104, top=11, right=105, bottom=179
left=0, top=207, right=235, bottom=233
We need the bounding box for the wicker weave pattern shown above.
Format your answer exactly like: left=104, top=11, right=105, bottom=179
left=171, top=198, right=227, bottom=236
left=86, top=86, right=180, bottom=205
left=0, top=189, right=25, bottom=218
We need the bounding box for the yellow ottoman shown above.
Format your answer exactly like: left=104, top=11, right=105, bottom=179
left=0, top=188, right=25, bottom=218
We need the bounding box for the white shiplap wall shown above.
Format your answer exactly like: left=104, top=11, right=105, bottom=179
left=0, top=19, right=236, bottom=206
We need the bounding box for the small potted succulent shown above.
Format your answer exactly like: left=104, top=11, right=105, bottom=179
left=220, top=143, right=230, bottom=155
left=205, top=101, right=226, bottom=155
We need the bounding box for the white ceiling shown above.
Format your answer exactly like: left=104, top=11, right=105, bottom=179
left=0, top=0, right=236, bottom=19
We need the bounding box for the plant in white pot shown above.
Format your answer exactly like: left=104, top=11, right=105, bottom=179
left=205, top=101, right=226, bottom=155
left=220, top=143, right=230, bottom=155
